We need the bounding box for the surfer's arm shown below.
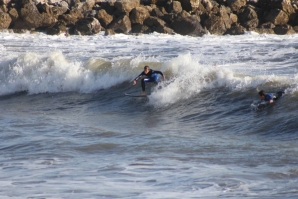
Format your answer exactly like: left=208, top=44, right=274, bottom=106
left=153, top=70, right=166, bottom=80
left=133, top=73, right=144, bottom=85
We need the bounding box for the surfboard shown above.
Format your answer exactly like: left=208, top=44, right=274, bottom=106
left=125, top=93, right=148, bottom=97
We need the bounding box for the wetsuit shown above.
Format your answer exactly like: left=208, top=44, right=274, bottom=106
left=134, top=69, right=164, bottom=92
left=264, top=93, right=274, bottom=101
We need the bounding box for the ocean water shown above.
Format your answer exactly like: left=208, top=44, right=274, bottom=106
left=0, top=31, right=298, bottom=199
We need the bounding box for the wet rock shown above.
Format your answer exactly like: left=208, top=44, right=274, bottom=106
left=96, top=9, right=113, bottom=28
left=47, top=21, right=66, bottom=35
left=108, top=14, right=131, bottom=34
left=165, top=0, right=182, bottom=13
left=130, top=6, right=150, bottom=24
left=0, top=10, right=11, bottom=29
left=203, top=6, right=233, bottom=35
left=131, top=23, right=151, bottom=33
left=114, top=0, right=139, bottom=13
left=225, top=23, right=246, bottom=35
left=264, top=9, right=289, bottom=25
left=171, top=14, right=207, bottom=36
left=75, top=17, right=101, bottom=35
left=151, top=7, right=164, bottom=17
left=104, top=28, right=116, bottom=35
left=274, top=24, right=295, bottom=34
left=227, top=0, right=246, bottom=12
left=177, top=0, right=200, bottom=12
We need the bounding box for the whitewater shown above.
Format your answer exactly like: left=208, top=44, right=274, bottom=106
left=0, top=30, right=298, bottom=199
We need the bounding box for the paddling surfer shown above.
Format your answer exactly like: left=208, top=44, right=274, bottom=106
left=258, top=90, right=274, bottom=103
left=133, top=66, right=166, bottom=95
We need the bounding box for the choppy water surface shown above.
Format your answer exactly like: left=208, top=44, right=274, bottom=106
left=0, top=31, right=298, bottom=198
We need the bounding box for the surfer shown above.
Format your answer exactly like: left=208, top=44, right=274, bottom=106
left=133, top=66, right=166, bottom=95
left=258, top=90, right=274, bottom=103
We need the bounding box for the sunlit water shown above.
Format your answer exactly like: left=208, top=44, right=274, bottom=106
left=0, top=31, right=298, bottom=198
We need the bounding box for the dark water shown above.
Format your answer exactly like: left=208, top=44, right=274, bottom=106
left=1, top=32, right=298, bottom=198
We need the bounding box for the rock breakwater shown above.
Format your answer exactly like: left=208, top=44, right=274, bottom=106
left=1, top=0, right=298, bottom=36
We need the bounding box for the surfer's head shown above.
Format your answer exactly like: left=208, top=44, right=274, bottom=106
left=144, top=66, right=150, bottom=74
left=258, top=90, right=265, bottom=99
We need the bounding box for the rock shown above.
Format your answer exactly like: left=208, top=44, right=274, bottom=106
left=230, top=13, right=238, bottom=24
left=264, top=9, right=289, bottom=25
left=201, top=0, right=213, bottom=12
left=58, top=14, right=79, bottom=26
left=96, top=9, right=113, bottom=28
left=203, top=6, right=233, bottom=35
left=274, top=24, right=295, bottom=34
left=227, top=0, right=246, bottom=12
left=114, top=0, right=139, bottom=13
left=155, top=24, right=173, bottom=34
left=177, top=0, right=200, bottom=12
left=293, top=25, right=298, bottom=32
left=0, top=0, right=11, bottom=5
left=51, top=5, right=68, bottom=16
left=259, top=22, right=275, bottom=29
left=165, top=0, right=183, bottom=13
left=47, top=21, right=66, bottom=35
left=108, top=14, right=131, bottom=34
left=75, top=17, right=101, bottom=35
left=258, top=0, right=295, bottom=15
left=141, top=0, right=167, bottom=7
left=104, top=28, right=115, bottom=35
left=69, top=7, right=84, bottom=19
left=249, top=27, right=274, bottom=34
left=237, top=5, right=259, bottom=28
left=131, top=23, right=151, bottom=33
left=151, top=7, right=164, bottom=17
left=143, top=16, right=174, bottom=34
left=13, top=0, right=57, bottom=29
left=130, top=6, right=150, bottom=24
left=0, top=10, right=12, bottom=29
left=238, top=6, right=258, bottom=24
left=8, top=8, right=18, bottom=21
left=225, top=23, right=246, bottom=35
left=171, top=15, right=207, bottom=36
left=144, top=16, right=166, bottom=27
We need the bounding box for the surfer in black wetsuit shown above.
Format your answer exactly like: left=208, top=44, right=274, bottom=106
left=133, top=66, right=166, bottom=95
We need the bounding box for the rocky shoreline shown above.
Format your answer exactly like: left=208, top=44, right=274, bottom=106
left=0, top=0, right=298, bottom=36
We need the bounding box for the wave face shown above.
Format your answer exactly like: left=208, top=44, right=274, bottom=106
left=1, top=32, right=298, bottom=198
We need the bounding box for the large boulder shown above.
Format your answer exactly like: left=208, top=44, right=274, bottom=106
left=141, top=0, right=167, bottom=7
left=47, top=21, right=66, bottom=35
left=75, top=17, right=101, bottom=35
left=114, top=0, right=139, bottom=13
left=274, top=24, right=296, bottom=34
left=130, top=6, right=150, bottom=24
left=177, top=0, right=200, bottom=12
left=144, top=16, right=166, bottom=28
left=131, top=23, right=151, bottom=33
left=238, top=6, right=259, bottom=28
left=227, top=0, right=246, bottom=12
left=58, top=14, right=79, bottom=26
left=143, top=16, right=173, bottom=34
left=225, top=23, right=246, bottom=35
left=108, top=14, right=131, bottom=33
left=96, top=9, right=113, bottom=28
left=171, top=15, right=207, bottom=36
left=13, top=0, right=57, bottom=29
left=203, top=6, right=233, bottom=35
left=264, top=9, right=289, bottom=25
left=151, top=7, right=164, bottom=17
left=0, top=0, right=11, bottom=5
left=0, top=10, right=12, bottom=29
left=165, top=0, right=183, bottom=13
